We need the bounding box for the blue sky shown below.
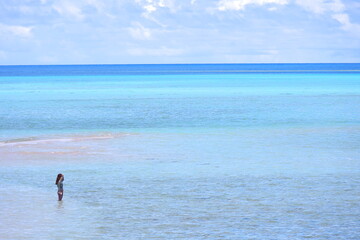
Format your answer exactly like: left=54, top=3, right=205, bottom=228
left=0, top=0, right=359, bottom=64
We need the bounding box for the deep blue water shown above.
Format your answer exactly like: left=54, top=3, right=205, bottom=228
left=0, top=64, right=360, bottom=239
left=1, top=63, right=360, bottom=76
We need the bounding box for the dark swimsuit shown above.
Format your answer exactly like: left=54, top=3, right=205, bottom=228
left=57, top=179, right=64, bottom=192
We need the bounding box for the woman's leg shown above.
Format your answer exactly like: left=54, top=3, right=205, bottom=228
left=58, top=191, right=63, bottom=201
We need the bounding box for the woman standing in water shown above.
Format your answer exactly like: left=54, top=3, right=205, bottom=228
left=55, top=173, right=64, bottom=201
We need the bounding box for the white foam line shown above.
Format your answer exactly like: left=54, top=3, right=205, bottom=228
left=0, top=135, right=116, bottom=147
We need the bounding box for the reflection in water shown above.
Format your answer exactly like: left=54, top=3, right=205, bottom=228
left=56, top=200, right=64, bottom=211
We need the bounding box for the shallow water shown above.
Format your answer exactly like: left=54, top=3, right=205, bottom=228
left=1, top=64, right=360, bottom=239
left=1, top=164, right=360, bottom=239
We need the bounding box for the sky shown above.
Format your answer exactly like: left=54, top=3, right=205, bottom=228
left=0, top=0, right=360, bottom=65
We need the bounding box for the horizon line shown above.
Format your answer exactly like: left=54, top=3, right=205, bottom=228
left=1, top=62, right=360, bottom=67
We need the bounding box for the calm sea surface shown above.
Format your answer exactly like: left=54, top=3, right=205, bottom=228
left=1, top=64, right=360, bottom=239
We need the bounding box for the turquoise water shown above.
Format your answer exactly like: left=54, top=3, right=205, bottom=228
left=1, top=64, right=360, bottom=239
left=1, top=73, right=360, bottom=135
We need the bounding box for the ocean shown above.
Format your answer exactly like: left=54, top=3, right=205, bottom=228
left=1, top=64, right=360, bottom=239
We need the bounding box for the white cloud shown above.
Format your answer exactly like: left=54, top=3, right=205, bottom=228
left=332, top=13, right=360, bottom=36
left=134, top=0, right=171, bottom=27
left=51, top=0, right=108, bottom=20
left=218, top=0, right=288, bottom=11
left=268, top=6, right=278, bottom=11
left=135, top=0, right=178, bottom=14
left=216, top=0, right=359, bottom=36
left=333, top=13, right=350, bottom=26
left=128, top=22, right=152, bottom=40
left=295, top=0, right=345, bottom=14
left=0, top=0, right=359, bottom=64
left=52, top=1, right=85, bottom=20
left=295, top=0, right=360, bottom=36
left=144, top=4, right=157, bottom=13
left=136, top=0, right=160, bottom=13
left=0, top=23, right=33, bottom=38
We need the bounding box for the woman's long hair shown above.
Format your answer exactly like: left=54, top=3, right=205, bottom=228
left=55, top=173, right=63, bottom=184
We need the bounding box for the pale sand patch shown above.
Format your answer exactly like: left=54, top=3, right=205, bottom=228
left=0, top=133, right=125, bottom=147
left=0, top=132, right=133, bottom=165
